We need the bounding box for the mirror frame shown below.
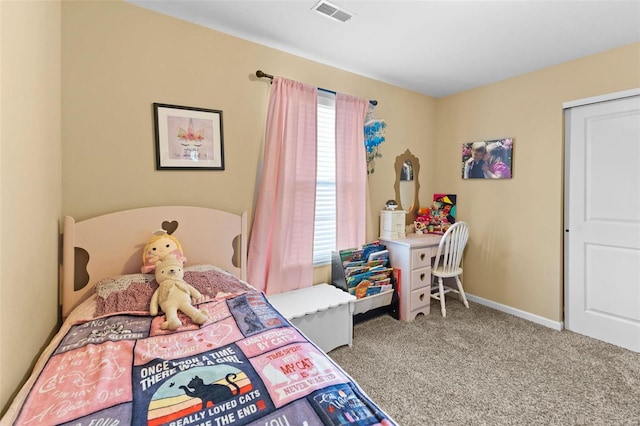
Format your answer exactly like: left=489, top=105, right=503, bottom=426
left=394, top=149, right=420, bottom=225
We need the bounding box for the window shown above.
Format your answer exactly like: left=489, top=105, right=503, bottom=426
left=313, top=92, right=336, bottom=266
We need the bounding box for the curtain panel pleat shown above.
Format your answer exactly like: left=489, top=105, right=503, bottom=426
left=335, top=94, right=368, bottom=250
left=247, top=77, right=318, bottom=294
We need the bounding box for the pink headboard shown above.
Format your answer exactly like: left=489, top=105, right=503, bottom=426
left=62, top=206, right=247, bottom=317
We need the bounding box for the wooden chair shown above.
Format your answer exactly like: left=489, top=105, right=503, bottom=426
left=430, top=221, right=470, bottom=317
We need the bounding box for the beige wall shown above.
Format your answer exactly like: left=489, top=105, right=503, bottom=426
left=0, top=0, right=62, bottom=414
left=435, top=43, right=640, bottom=322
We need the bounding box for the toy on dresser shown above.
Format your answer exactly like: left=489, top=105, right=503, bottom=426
left=415, top=194, right=457, bottom=235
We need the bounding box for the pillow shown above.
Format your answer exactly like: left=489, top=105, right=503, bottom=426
left=93, top=265, right=254, bottom=317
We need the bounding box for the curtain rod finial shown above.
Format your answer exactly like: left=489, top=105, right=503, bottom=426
left=256, top=70, right=274, bottom=80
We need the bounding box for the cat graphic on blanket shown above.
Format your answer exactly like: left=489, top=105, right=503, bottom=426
left=180, top=374, right=240, bottom=408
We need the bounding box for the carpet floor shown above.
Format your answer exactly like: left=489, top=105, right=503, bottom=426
left=328, top=298, right=640, bottom=426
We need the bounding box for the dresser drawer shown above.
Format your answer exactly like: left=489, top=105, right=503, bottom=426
left=412, top=247, right=433, bottom=269
left=410, top=287, right=430, bottom=310
left=411, top=266, right=431, bottom=290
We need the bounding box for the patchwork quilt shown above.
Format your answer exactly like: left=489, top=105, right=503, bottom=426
left=12, top=292, right=396, bottom=426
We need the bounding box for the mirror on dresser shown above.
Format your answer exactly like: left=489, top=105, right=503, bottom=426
left=394, top=149, right=420, bottom=225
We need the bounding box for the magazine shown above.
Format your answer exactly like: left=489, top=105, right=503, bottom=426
left=367, top=249, right=389, bottom=262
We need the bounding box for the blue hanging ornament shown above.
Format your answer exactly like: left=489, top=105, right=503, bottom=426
left=364, top=104, right=386, bottom=174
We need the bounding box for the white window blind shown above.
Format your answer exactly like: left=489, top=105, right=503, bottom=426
left=313, top=92, right=336, bottom=266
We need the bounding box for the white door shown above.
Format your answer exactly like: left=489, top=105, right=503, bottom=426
left=564, top=93, right=640, bottom=352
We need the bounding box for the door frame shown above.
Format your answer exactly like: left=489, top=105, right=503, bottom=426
left=563, top=88, right=640, bottom=330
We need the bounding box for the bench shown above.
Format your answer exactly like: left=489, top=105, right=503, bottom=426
left=266, top=283, right=356, bottom=352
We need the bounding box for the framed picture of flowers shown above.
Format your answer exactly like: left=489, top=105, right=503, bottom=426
left=153, top=103, right=224, bottom=170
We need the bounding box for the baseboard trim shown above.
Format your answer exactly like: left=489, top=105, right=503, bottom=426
left=466, top=294, right=563, bottom=331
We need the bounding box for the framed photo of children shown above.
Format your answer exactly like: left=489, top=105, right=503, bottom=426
left=154, top=103, right=225, bottom=170
left=462, top=138, right=513, bottom=179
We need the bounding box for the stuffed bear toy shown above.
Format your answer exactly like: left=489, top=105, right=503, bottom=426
left=149, top=256, right=208, bottom=330
left=141, top=229, right=187, bottom=273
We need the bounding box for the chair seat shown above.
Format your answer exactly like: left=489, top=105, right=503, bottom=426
left=432, top=266, right=463, bottom=279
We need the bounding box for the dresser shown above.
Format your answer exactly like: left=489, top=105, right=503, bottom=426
left=379, top=233, right=442, bottom=322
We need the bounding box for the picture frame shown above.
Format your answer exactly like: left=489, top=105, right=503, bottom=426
left=461, top=138, right=513, bottom=179
left=153, top=103, right=224, bottom=170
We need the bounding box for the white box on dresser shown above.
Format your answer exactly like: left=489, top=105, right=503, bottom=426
left=379, top=233, right=442, bottom=322
left=379, top=210, right=406, bottom=239
left=266, top=284, right=356, bottom=353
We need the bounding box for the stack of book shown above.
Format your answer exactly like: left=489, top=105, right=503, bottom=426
left=339, top=242, right=394, bottom=299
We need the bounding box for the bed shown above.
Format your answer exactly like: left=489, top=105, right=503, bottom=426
left=2, top=206, right=396, bottom=426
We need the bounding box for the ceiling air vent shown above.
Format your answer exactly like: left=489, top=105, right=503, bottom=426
left=312, top=0, right=353, bottom=23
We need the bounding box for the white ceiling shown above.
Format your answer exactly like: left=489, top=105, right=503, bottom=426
left=126, top=0, right=640, bottom=98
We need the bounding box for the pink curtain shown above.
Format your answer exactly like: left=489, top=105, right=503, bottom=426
left=247, top=77, right=318, bottom=294
left=335, top=94, right=368, bottom=250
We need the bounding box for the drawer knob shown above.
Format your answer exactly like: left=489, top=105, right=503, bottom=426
left=420, top=273, right=425, bottom=281
left=420, top=253, right=426, bottom=261
left=419, top=293, right=425, bottom=301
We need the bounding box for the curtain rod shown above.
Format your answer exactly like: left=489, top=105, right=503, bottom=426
left=256, top=70, right=378, bottom=106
